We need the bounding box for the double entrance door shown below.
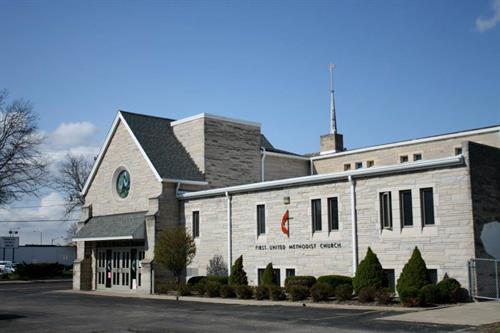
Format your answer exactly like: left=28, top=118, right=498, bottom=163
left=96, top=247, right=145, bottom=290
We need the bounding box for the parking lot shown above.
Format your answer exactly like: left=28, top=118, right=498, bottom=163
left=0, top=282, right=476, bottom=333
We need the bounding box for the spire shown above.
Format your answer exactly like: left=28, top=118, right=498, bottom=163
left=329, top=63, right=337, bottom=134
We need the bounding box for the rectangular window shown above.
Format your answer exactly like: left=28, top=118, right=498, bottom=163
left=427, top=269, right=438, bottom=284
left=380, top=192, right=392, bottom=229
left=455, top=147, right=462, bottom=155
left=327, top=197, right=339, bottom=231
left=273, top=269, right=281, bottom=286
left=286, top=268, right=295, bottom=278
left=413, top=153, right=422, bottom=161
left=311, top=199, right=322, bottom=232
left=400, top=155, right=409, bottom=163
left=355, top=162, right=363, bottom=169
left=420, top=188, right=435, bottom=225
left=367, top=160, right=374, bottom=168
left=257, top=268, right=265, bottom=286
left=399, top=190, right=413, bottom=227
left=383, top=269, right=395, bottom=291
left=257, top=204, right=266, bottom=236
left=344, top=163, right=351, bottom=171
left=192, top=211, right=200, bottom=238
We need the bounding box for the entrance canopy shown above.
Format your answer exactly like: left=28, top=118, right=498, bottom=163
left=73, top=212, right=146, bottom=242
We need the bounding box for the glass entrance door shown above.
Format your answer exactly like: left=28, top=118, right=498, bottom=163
left=96, top=247, right=144, bottom=291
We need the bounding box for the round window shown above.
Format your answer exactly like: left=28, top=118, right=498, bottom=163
left=116, top=170, right=130, bottom=198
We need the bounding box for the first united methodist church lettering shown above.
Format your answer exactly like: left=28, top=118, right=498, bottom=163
left=72, top=107, right=500, bottom=293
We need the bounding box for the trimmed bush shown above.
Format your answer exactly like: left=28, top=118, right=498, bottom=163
left=229, top=256, right=248, bottom=286
left=418, top=284, right=437, bottom=307
left=353, top=247, right=384, bottom=294
left=255, top=285, right=270, bottom=300
left=156, top=281, right=176, bottom=294
left=375, top=288, right=393, bottom=305
left=187, top=276, right=206, bottom=285
left=436, top=275, right=462, bottom=304
left=358, top=287, right=376, bottom=303
left=335, top=284, right=353, bottom=301
left=14, top=263, right=65, bottom=279
left=396, top=247, right=430, bottom=296
left=269, top=285, right=286, bottom=301
left=310, top=282, right=333, bottom=302
left=177, top=284, right=191, bottom=296
left=262, top=263, right=277, bottom=287
left=220, top=284, right=236, bottom=298
left=206, top=276, right=228, bottom=285
left=399, top=287, right=420, bottom=307
left=193, top=283, right=206, bottom=296
left=235, top=285, right=253, bottom=299
left=288, top=285, right=309, bottom=301
left=285, top=276, right=317, bottom=291
left=205, top=281, right=221, bottom=297
left=317, top=275, right=352, bottom=295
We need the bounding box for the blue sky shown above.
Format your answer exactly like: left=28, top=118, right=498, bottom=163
left=0, top=0, right=499, bottom=244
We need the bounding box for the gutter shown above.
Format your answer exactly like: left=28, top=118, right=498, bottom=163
left=178, top=155, right=464, bottom=200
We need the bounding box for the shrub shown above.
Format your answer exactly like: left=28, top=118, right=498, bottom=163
left=399, top=287, right=420, bottom=307
left=436, top=275, right=462, bottom=304
left=335, top=284, right=353, bottom=301
left=352, top=248, right=384, bottom=294
left=206, top=276, right=228, bottom=285
left=375, top=288, right=393, bottom=305
left=229, top=256, right=248, bottom=286
left=310, top=282, right=333, bottom=302
left=285, top=276, right=316, bottom=292
left=177, top=284, right=191, bottom=296
left=187, top=276, right=206, bottom=286
left=193, top=283, right=206, bottom=296
left=255, top=285, right=270, bottom=300
left=220, top=284, right=236, bottom=298
left=396, top=247, right=430, bottom=296
left=235, top=285, right=253, bottom=299
left=262, top=263, right=277, bottom=287
left=156, top=281, right=176, bottom=294
left=418, top=284, right=437, bottom=307
left=317, top=275, right=352, bottom=295
left=14, top=263, right=65, bottom=279
left=288, top=285, right=309, bottom=301
left=269, top=285, right=286, bottom=301
left=206, top=254, right=228, bottom=277
left=205, top=281, right=221, bottom=297
left=358, top=287, right=376, bottom=303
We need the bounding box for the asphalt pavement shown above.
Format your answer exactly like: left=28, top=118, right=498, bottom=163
left=0, top=282, right=477, bottom=333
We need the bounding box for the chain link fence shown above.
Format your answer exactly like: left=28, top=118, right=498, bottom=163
left=469, top=258, right=500, bottom=301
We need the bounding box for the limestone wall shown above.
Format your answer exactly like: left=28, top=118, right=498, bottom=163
left=264, top=155, right=310, bottom=181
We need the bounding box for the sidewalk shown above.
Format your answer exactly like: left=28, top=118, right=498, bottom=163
left=380, top=301, right=500, bottom=326
left=61, top=289, right=427, bottom=312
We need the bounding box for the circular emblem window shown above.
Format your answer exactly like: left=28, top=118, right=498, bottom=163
left=116, top=170, right=130, bottom=198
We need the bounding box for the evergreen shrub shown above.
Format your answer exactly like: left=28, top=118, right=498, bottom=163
left=262, top=263, right=277, bottom=287
left=399, top=287, right=420, bottom=307
left=269, top=285, right=286, bottom=301
left=335, top=284, right=353, bottom=301
left=205, top=281, right=220, bottom=297
left=285, top=276, right=316, bottom=292
left=288, top=285, right=309, bottom=301
left=375, top=288, right=393, bottom=305
left=255, top=285, right=269, bottom=300
left=235, top=285, right=253, bottom=299
left=358, top=287, right=376, bottom=303
left=317, top=275, right=352, bottom=295
left=220, top=284, right=236, bottom=298
left=436, top=275, right=462, bottom=304
left=396, top=247, right=430, bottom=295
left=352, top=248, right=384, bottom=293
left=418, top=284, right=437, bottom=307
left=229, top=256, right=248, bottom=286
left=310, top=282, right=333, bottom=302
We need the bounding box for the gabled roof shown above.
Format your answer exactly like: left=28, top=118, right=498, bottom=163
left=73, top=211, right=146, bottom=241
left=260, top=134, right=304, bottom=157
left=81, top=111, right=205, bottom=196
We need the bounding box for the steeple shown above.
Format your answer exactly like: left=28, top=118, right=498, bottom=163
left=320, top=63, right=344, bottom=154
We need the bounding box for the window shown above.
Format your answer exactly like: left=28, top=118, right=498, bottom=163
left=367, top=160, right=374, bottom=168
left=311, top=199, right=322, bottom=232
left=400, top=155, right=409, bottom=163
left=192, top=211, right=200, bottom=238
left=355, top=162, right=363, bottom=169
left=328, top=197, right=339, bottom=231
left=380, top=192, right=392, bottom=229
left=420, top=188, right=435, bottom=225
left=427, top=269, right=438, bottom=284
left=413, top=153, right=422, bottom=161
left=258, top=268, right=281, bottom=286
left=399, top=190, right=413, bottom=227
left=344, top=163, right=351, bottom=171
left=257, top=204, right=266, bottom=236
left=286, top=268, right=295, bottom=279
left=257, top=268, right=265, bottom=285
left=383, top=269, right=395, bottom=291
left=455, top=147, right=462, bottom=155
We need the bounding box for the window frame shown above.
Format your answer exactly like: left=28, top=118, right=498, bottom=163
left=420, top=188, right=435, bottom=226
left=413, top=153, right=422, bottom=161
left=344, top=163, right=351, bottom=171
left=399, top=190, right=413, bottom=227
left=327, top=197, right=339, bottom=232
left=400, top=155, right=409, bottom=163
left=256, top=204, right=266, bottom=236
left=367, top=160, right=375, bottom=168
left=355, top=162, right=363, bottom=169
left=192, top=211, right=200, bottom=238
left=380, top=191, right=393, bottom=230
left=311, top=199, right=322, bottom=233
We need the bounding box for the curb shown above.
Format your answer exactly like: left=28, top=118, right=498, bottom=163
left=58, top=289, right=430, bottom=312
left=0, top=279, right=72, bottom=285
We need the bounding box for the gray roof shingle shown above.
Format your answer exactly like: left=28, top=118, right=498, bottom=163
left=73, top=211, right=147, bottom=240
left=120, top=111, right=204, bottom=182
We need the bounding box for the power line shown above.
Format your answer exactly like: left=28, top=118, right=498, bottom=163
left=0, top=203, right=73, bottom=209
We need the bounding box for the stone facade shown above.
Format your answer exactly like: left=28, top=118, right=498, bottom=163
left=263, top=155, right=310, bottom=181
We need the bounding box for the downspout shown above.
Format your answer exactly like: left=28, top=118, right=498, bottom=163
left=225, top=191, right=233, bottom=275
left=310, top=159, right=314, bottom=176
left=348, top=175, right=358, bottom=276
left=260, top=148, right=266, bottom=182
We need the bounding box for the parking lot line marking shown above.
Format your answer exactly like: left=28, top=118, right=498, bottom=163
left=294, top=310, right=381, bottom=321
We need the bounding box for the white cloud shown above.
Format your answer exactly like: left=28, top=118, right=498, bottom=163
left=476, top=0, right=500, bottom=32
left=49, top=121, right=100, bottom=150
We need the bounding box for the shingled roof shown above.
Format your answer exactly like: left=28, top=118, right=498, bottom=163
left=260, top=134, right=304, bottom=157
left=120, top=111, right=204, bottom=182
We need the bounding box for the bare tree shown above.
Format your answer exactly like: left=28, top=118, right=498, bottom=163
left=206, top=254, right=228, bottom=277
left=0, top=90, right=47, bottom=205
left=65, top=222, right=79, bottom=246
left=53, top=154, right=93, bottom=216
